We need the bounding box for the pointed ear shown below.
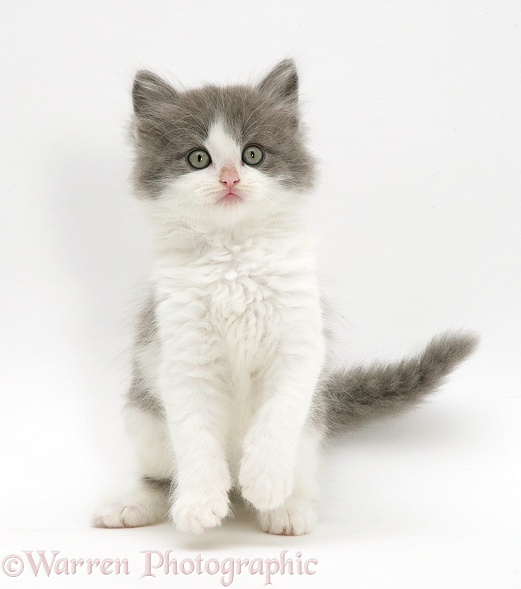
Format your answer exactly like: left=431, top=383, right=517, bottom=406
left=257, top=59, right=299, bottom=103
left=132, top=70, right=179, bottom=117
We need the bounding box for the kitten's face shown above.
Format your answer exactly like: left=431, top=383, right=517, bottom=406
left=130, top=60, right=315, bottom=229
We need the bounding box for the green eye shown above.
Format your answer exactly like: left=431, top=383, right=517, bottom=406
left=187, top=149, right=211, bottom=169
left=242, top=144, right=264, bottom=166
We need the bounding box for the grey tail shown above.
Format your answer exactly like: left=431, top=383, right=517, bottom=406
left=322, top=331, right=479, bottom=436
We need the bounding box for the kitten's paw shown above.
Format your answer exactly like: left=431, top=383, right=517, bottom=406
left=239, top=454, right=293, bottom=510
left=171, top=492, right=230, bottom=534
left=92, top=490, right=168, bottom=528
left=258, top=497, right=316, bottom=536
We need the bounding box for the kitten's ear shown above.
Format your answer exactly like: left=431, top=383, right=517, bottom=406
left=132, top=70, right=179, bottom=117
left=258, top=59, right=299, bottom=103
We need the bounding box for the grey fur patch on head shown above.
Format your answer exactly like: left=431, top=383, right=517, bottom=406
left=130, top=59, right=315, bottom=198
left=257, top=58, right=299, bottom=103
left=132, top=70, right=180, bottom=118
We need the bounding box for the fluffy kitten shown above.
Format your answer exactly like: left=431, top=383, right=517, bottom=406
left=93, top=60, right=477, bottom=535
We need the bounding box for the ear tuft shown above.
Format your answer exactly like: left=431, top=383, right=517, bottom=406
left=132, top=70, right=179, bottom=117
left=258, top=59, right=299, bottom=103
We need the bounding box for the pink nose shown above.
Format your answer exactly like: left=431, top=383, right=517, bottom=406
left=219, top=167, right=240, bottom=189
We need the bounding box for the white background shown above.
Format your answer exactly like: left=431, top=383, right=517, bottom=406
left=1, top=1, right=520, bottom=587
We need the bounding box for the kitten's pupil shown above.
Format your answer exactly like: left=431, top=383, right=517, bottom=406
left=187, top=148, right=211, bottom=169
left=242, top=144, right=264, bottom=166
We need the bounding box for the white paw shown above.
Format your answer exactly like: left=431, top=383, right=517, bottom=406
left=92, top=487, right=168, bottom=528
left=239, top=453, right=293, bottom=510
left=92, top=499, right=167, bottom=528
left=170, top=492, right=230, bottom=534
left=258, top=497, right=316, bottom=536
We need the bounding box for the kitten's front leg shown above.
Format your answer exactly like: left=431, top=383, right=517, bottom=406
left=158, top=302, right=231, bottom=534
left=239, top=332, right=325, bottom=511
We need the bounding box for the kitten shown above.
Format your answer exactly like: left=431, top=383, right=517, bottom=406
left=93, top=60, right=478, bottom=535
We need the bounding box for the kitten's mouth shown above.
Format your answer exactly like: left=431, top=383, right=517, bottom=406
left=217, top=191, right=243, bottom=205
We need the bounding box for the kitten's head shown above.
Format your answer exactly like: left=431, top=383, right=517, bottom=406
left=130, top=60, right=315, bottom=229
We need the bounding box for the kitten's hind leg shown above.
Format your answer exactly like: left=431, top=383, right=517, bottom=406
left=257, top=425, right=322, bottom=536
left=92, top=403, right=174, bottom=528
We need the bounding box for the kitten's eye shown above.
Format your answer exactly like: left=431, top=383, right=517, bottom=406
left=242, top=144, right=264, bottom=166
left=187, top=149, right=211, bottom=169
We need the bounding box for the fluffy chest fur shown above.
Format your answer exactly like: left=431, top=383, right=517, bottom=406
left=152, top=227, right=322, bottom=374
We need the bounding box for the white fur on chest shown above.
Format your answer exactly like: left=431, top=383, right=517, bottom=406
left=149, top=224, right=325, bottom=475
left=153, top=230, right=321, bottom=367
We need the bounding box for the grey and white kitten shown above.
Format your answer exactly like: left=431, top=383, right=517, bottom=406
left=93, top=60, right=477, bottom=535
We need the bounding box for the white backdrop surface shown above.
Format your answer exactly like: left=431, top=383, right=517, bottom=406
left=1, top=1, right=520, bottom=587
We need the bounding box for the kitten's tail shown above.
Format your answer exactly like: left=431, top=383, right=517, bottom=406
left=322, top=331, right=479, bottom=436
